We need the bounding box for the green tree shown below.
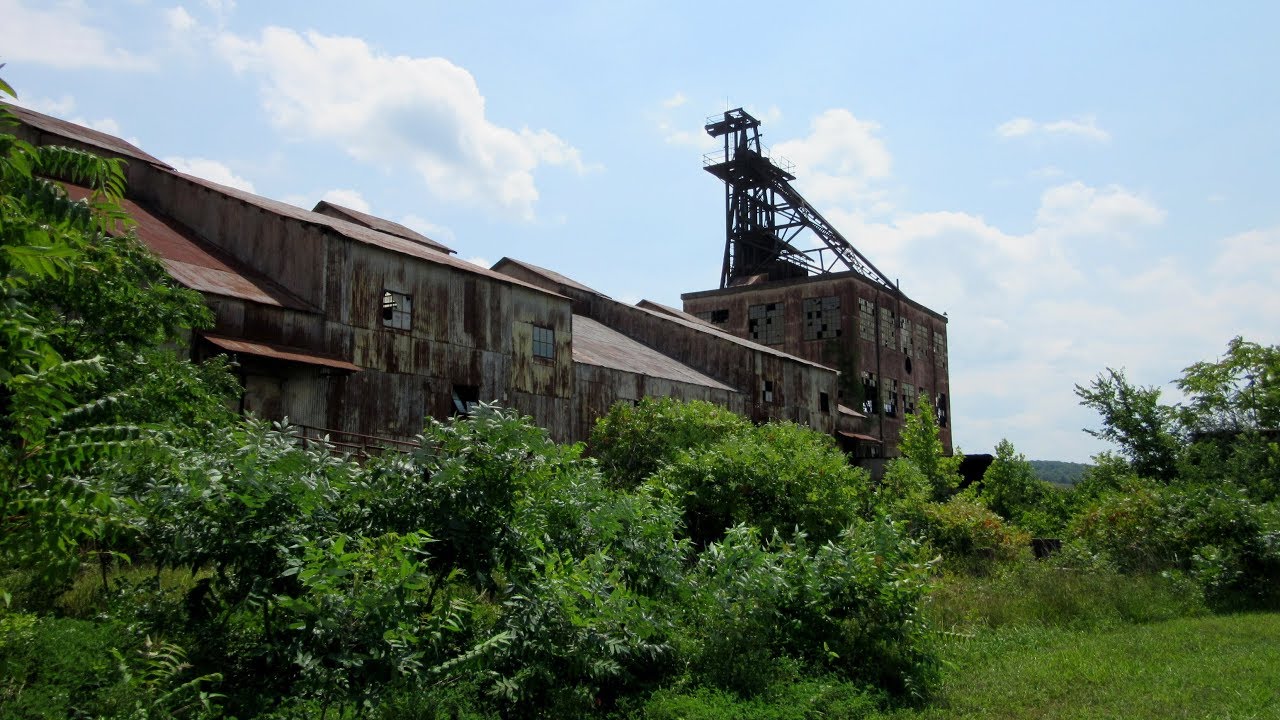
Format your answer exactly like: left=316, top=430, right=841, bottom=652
left=1177, top=337, right=1280, bottom=435
left=1075, top=368, right=1181, bottom=482
left=898, top=394, right=962, bottom=501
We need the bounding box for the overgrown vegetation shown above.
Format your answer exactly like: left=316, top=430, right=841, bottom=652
left=3, top=74, right=1278, bottom=718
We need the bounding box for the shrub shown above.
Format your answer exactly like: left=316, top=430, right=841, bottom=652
left=650, top=421, right=874, bottom=547
left=919, top=495, right=1031, bottom=572
left=589, top=398, right=750, bottom=489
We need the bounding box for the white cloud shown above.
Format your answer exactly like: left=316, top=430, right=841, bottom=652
left=773, top=109, right=893, bottom=209
left=10, top=94, right=77, bottom=116
left=320, top=188, right=370, bottom=213
left=164, top=6, right=196, bottom=32
left=163, top=156, right=256, bottom=192
left=215, top=27, right=587, bottom=220
left=1035, top=182, right=1165, bottom=237
left=402, top=213, right=456, bottom=245
left=0, top=0, right=151, bottom=70
left=996, top=115, right=1110, bottom=142
left=661, top=92, right=687, bottom=109
left=464, top=256, right=491, bottom=268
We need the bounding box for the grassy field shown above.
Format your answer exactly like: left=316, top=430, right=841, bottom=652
left=879, top=613, right=1280, bottom=720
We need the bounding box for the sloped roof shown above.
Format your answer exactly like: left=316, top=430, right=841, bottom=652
left=2, top=102, right=167, bottom=167
left=62, top=183, right=318, bottom=312
left=572, top=315, right=736, bottom=392
left=166, top=169, right=565, bottom=300
left=636, top=299, right=717, bottom=327
left=312, top=200, right=455, bottom=255
left=492, top=257, right=608, bottom=297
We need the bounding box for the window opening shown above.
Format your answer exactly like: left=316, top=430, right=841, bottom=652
left=820, top=391, right=830, bottom=413
left=452, top=384, right=480, bottom=416
left=878, top=306, right=895, bottom=349
left=748, top=302, right=784, bottom=345
left=882, top=378, right=898, bottom=417
left=762, top=379, right=775, bottom=404
left=381, top=289, right=412, bottom=331
left=532, top=325, right=555, bottom=360
left=860, top=371, right=878, bottom=415
left=936, top=393, right=949, bottom=427
left=802, top=296, right=841, bottom=341
left=903, top=383, right=916, bottom=414
left=696, top=308, right=730, bottom=325
left=858, top=298, right=875, bottom=341
left=933, top=330, right=948, bottom=369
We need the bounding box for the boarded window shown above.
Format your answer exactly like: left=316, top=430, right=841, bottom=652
left=381, top=289, right=412, bottom=331
left=532, top=325, right=555, bottom=360
left=803, top=296, right=841, bottom=341
left=878, top=307, right=895, bottom=349
left=695, top=308, right=730, bottom=325
left=860, top=371, right=878, bottom=415
left=858, top=298, right=875, bottom=341
left=748, top=302, right=784, bottom=345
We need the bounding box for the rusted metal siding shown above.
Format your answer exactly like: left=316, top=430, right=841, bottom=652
left=572, top=363, right=747, bottom=441
left=682, top=271, right=952, bottom=455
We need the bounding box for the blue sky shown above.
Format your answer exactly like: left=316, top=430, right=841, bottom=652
left=6, top=1, right=1279, bottom=461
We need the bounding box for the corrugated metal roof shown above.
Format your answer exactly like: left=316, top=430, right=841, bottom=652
left=312, top=200, right=456, bottom=255
left=628, top=300, right=836, bottom=372
left=836, top=431, right=881, bottom=443
left=837, top=404, right=867, bottom=419
left=572, top=315, right=736, bottom=392
left=61, top=183, right=319, bottom=312
left=169, top=170, right=566, bottom=301
left=493, top=257, right=608, bottom=297
left=2, top=101, right=168, bottom=167
left=202, top=334, right=362, bottom=372
left=636, top=299, right=717, bottom=327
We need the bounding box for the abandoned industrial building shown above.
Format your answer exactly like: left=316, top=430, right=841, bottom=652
left=6, top=102, right=950, bottom=464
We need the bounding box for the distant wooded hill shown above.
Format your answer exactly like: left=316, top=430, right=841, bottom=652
left=1028, top=460, right=1092, bottom=487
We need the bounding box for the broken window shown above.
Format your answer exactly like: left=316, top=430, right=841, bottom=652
left=914, top=324, right=930, bottom=360
left=802, top=296, right=841, bottom=341
left=858, top=298, right=875, bottom=341
left=933, top=330, right=948, bottom=369
left=882, top=378, right=898, bottom=417
left=748, top=302, right=784, bottom=345
left=878, top=306, right=896, bottom=349
left=904, top=383, right=916, bottom=414
left=532, top=325, right=555, bottom=360
left=695, top=308, right=730, bottom=325
left=820, top=391, right=830, bottom=413
left=900, top=318, right=913, bottom=356
left=860, top=371, right=878, bottom=415
left=452, top=384, right=480, bottom=416
left=762, top=379, right=775, bottom=404
left=936, top=392, right=949, bottom=428
left=381, top=289, right=412, bottom=331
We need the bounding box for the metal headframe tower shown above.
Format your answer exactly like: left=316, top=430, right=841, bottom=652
left=703, top=108, right=896, bottom=291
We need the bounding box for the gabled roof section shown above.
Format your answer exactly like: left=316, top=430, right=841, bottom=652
left=2, top=102, right=167, bottom=167
left=164, top=169, right=566, bottom=301
left=492, top=257, right=608, bottom=297
left=312, top=200, right=455, bottom=255
left=636, top=299, right=717, bottom=327
left=572, top=315, right=736, bottom=392
left=627, top=299, right=834, bottom=371
left=62, top=183, right=318, bottom=312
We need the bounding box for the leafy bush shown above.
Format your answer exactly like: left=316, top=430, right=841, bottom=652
left=919, top=495, right=1031, bottom=572
left=650, top=421, right=874, bottom=547
left=589, top=398, right=749, bottom=489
